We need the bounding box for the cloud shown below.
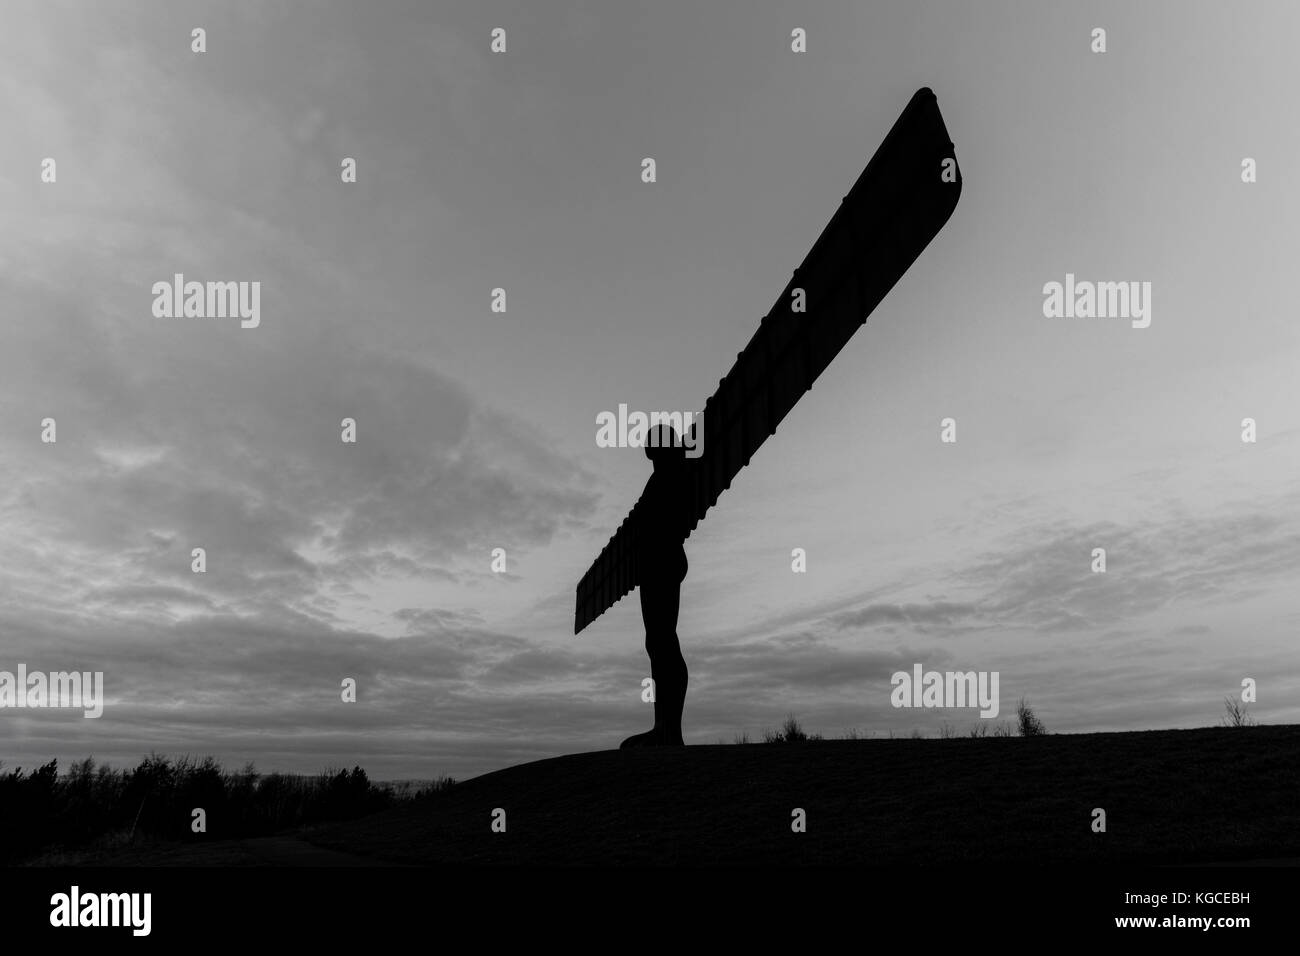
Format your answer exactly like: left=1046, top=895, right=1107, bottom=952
left=957, top=508, right=1300, bottom=633
left=830, top=602, right=981, bottom=632
left=4, top=0, right=1299, bottom=782
left=10, top=479, right=1296, bottom=781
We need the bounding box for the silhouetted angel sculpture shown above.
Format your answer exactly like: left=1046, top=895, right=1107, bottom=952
left=621, top=424, right=693, bottom=748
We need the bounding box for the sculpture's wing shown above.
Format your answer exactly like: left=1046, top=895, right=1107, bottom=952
left=575, top=87, right=962, bottom=635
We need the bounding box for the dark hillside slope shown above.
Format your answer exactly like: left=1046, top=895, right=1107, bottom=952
left=306, top=726, right=1300, bottom=866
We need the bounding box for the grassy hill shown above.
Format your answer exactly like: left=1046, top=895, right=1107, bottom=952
left=296, top=725, right=1300, bottom=866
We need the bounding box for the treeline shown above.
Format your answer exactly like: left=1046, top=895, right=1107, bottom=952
left=0, top=754, right=454, bottom=864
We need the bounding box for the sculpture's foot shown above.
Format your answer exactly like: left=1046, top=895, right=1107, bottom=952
left=619, top=728, right=684, bottom=749
left=619, top=729, right=662, bottom=749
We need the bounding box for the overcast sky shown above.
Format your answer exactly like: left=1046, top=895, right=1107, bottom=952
left=2, top=0, right=1298, bottom=780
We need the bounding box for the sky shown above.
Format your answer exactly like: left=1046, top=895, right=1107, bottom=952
left=2, top=0, right=1298, bottom=781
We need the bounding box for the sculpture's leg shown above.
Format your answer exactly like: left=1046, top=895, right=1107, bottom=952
left=621, top=555, right=688, bottom=748
left=645, top=577, right=687, bottom=746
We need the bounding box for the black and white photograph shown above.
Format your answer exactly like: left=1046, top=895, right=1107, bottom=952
left=1, top=0, right=1295, bottom=940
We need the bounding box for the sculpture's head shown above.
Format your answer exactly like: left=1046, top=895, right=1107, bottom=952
left=644, top=424, right=685, bottom=468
